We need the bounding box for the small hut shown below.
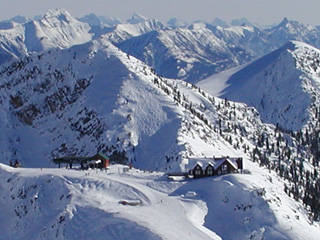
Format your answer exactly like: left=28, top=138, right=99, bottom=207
left=90, top=153, right=109, bottom=169
left=53, top=152, right=109, bottom=169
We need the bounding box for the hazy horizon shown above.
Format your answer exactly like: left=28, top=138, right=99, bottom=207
left=1, top=0, right=320, bottom=26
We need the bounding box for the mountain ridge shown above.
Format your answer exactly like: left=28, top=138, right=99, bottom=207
left=214, top=41, right=320, bottom=131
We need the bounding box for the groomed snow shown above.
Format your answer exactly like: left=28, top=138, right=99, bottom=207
left=1, top=161, right=319, bottom=240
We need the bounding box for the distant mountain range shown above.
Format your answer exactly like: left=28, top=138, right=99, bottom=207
left=2, top=9, right=320, bottom=83
left=118, top=18, right=320, bottom=82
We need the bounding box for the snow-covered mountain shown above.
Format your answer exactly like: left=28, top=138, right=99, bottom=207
left=78, top=13, right=104, bottom=27
left=209, top=18, right=320, bottom=59
left=266, top=18, right=320, bottom=50
left=24, top=9, right=92, bottom=51
left=211, top=18, right=229, bottom=28
left=3, top=11, right=320, bottom=84
left=208, top=24, right=270, bottom=58
left=199, top=41, right=320, bottom=131
left=126, top=13, right=148, bottom=25
left=0, top=35, right=302, bottom=173
left=103, top=18, right=166, bottom=45
left=118, top=23, right=252, bottom=83
left=2, top=10, right=320, bottom=238
left=231, top=18, right=254, bottom=27
left=0, top=9, right=92, bottom=65
left=2, top=37, right=320, bottom=229
left=0, top=37, right=241, bottom=169
left=79, top=13, right=121, bottom=28
left=0, top=21, right=27, bottom=63
left=115, top=17, right=320, bottom=83
left=2, top=15, right=30, bottom=24
left=167, top=17, right=189, bottom=28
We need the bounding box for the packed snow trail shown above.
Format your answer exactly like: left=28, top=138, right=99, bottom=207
left=1, top=162, right=320, bottom=240
left=0, top=164, right=220, bottom=240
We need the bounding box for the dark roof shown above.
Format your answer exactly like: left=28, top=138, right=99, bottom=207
left=53, top=153, right=108, bottom=164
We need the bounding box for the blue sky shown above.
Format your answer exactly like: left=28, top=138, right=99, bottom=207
left=1, top=0, right=319, bottom=25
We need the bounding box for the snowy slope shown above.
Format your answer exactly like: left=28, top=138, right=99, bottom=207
left=0, top=9, right=92, bottom=66
left=79, top=13, right=121, bottom=28
left=3, top=11, right=320, bottom=81
left=266, top=18, right=320, bottom=50
left=202, top=41, right=320, bottom=131
left=78, top=13, right=164, bottom=42
left=167, top=17, right=189, bottom=28
left=196, top=64, right=248, bottom=96
left=23, top=9, right=92, bottom=52
left=103, top=18, right=166, bottom=44
left=118, top=23, right=251, bottom=83
left=208, top=24, right=271, bottom=58
left=0, top=21, right=27, bottom=64
left=1, top=161, right=319, bottom=240
left=208, top=18, right=320, bottom=61
left=0, top=37, right=245, bottom=170
left=1, top=36, right=318, bottom=180
left=116, top=18, right=320, bottom=83
left=1, top=35, right=308, bottom=174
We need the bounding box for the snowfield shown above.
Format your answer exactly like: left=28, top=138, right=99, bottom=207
left=1, top=161, right=319, bottom=240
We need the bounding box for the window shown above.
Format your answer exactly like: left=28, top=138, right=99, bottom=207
left=207, top=167, right=213, bottom=175
left=221, top=164, right=228, bottom=174
left=195, top=169, right=202, bottom=176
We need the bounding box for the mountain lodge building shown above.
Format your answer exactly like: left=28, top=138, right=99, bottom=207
left=187, top=157, right=243, bottom=178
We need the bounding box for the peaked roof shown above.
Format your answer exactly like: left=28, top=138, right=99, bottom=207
left=187, top=157, right=239, bottom=171
left=192, top=161, right=203, bottom=169
left=214, top=158, right=237, bottom=170
left=207, top=161, right=214, bottom=167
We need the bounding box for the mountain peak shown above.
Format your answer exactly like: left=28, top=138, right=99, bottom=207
left=167, top=17, right=188, bottom=28
left=279, top=17, right=289, bottom=27
left=42, top=8, right=73, bottom=22
left=79, top=13, right=101, bottom=26
left=231, top=17, right=253, bottom=27
left=211, top=17, right=229, bottom=27
left=10, top=15, right=30, bottom=24
left=217, top=40, right=320, bottom=130
left=127, top=13, right=147, bottom=24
